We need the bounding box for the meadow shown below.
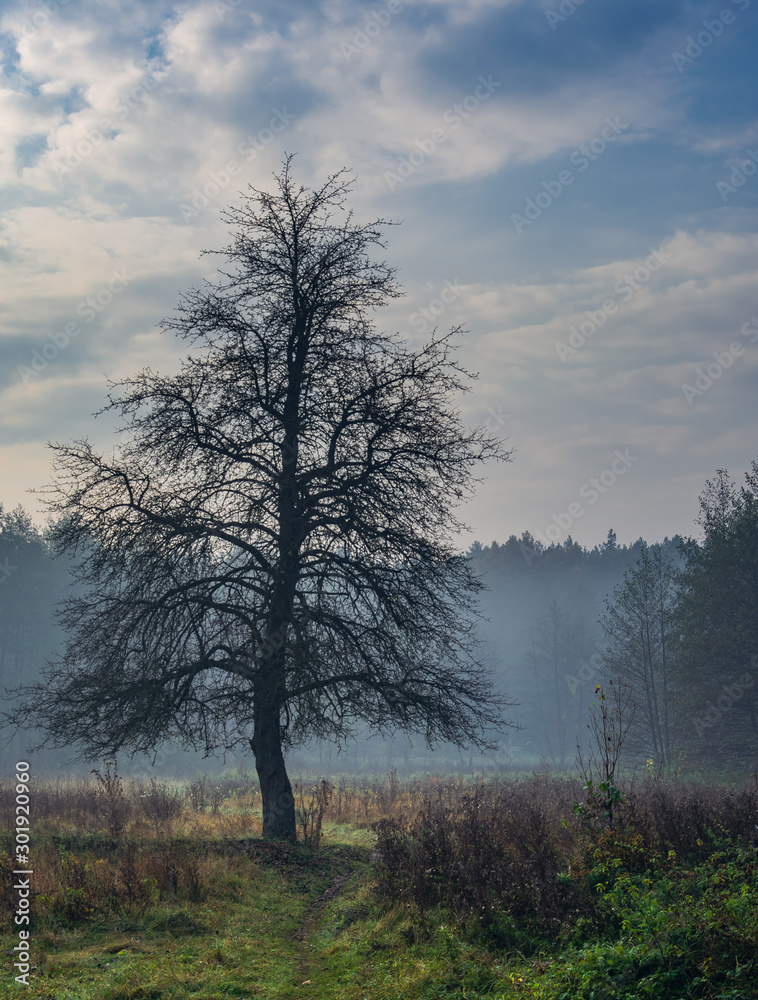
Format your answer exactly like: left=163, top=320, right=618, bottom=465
left=1, top=765, right=757, bottom=999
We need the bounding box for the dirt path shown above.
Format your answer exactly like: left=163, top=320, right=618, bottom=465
left=292, top=867, right=357, bottom=990
left=226, top=839, right=374, bottom=996
left=293, top=868, right=355, bottom=943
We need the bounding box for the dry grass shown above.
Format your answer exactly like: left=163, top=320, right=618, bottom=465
left=0, top=768, right=263, bottom=842
left=2, top=765, right=756, bottom=941
left=371, top=772, right=758, bottom=940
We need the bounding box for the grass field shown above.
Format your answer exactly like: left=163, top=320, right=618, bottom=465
left=2, top=769, right=757, bottom=999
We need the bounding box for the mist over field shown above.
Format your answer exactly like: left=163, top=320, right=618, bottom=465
left=2, top=2, right=758, bottom=997
left=3, top=469, right=756, bottom=782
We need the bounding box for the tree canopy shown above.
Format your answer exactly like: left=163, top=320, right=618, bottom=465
left=10, top=159, right=512, bottom=838
left=675, top=464, right=758, bottom=764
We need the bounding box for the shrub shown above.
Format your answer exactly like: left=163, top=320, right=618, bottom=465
left=373, top=772, right=758, bottom=960
left=374, top=777, right=593, bottom=942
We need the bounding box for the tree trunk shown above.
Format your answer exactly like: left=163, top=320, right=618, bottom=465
left=250, top=715, right=296, bottom=841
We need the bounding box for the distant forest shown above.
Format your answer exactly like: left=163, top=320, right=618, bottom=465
left=1, top=459, right=756, bottom=779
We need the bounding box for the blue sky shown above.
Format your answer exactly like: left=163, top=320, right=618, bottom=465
left=1, top=0, right=757, bottom=549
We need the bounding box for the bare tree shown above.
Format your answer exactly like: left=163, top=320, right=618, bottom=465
left=8, top=159, right=512, bottom=839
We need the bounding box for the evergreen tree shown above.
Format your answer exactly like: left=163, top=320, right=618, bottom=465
left=677, top=464, right=758, bottom=767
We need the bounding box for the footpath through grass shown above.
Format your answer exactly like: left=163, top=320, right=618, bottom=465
left=1, top=823, right=528, bottom=1000
left=2, top=772, right=758, bottom=998
left=1, top=828, right=378, bottom=1000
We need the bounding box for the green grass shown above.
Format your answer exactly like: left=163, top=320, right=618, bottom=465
left=2, top=812, right=757, bottom=999
left=2, top=831, right=372, bottom=1000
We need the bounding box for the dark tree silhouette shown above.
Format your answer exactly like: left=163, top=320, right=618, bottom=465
left=10, top=159, right=511, bottom=839
left=676, top=464, right=758, bottom=765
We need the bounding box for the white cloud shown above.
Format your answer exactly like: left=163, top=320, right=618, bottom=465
left=0, top=0, right=756, bottom=547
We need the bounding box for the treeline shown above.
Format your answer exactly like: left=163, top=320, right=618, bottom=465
left=0, top=506, right=69, bottom=770
left=0, top=505, right=217, bottom=778
left=467, top=528, right=673, bottom=770
left=601, top=464, right=758, bottom=774
left=470, top=461, right=758, bottom=777
left=2, top=459, right=757, bottom=778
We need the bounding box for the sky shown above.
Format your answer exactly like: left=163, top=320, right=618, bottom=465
left=1, top=0, right=757, bottom=552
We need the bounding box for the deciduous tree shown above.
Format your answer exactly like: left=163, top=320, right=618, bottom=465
left=599, top=543, right=678, bottom=766
left=9, top=159, right=511, bottom=839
